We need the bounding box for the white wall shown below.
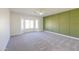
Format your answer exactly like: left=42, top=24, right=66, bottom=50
left=10, top=12, right=43, bottom=36
left=10, top=12, right=22, bottom=36
left=0, top=9, right=10, bottom=51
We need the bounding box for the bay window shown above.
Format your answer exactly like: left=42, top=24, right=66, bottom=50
left=21, top=19, right=39, bottom=31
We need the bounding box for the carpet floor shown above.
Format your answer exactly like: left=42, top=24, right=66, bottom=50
left=5, top=32, right=79, bottom=51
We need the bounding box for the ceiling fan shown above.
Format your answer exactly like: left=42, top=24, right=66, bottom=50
left=34, top=8, right=45, bottom=15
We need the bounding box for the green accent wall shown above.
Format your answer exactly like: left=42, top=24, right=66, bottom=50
left=43, top=9, right=79, bottom=38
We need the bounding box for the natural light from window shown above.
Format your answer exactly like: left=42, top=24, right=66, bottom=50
left=21, top=19, right=24, bottom=30
left=21, top=19, right=39, bottom=30
left=30, top=20, right=34, bottom=29
left=25, top=20, right=30, bottom=29
left=35, top=20, right=38, bottom=29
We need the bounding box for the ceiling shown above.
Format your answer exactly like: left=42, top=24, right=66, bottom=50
left=10, top=8, right=74, bottom=17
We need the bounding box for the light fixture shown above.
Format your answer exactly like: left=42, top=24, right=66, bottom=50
left=35, top=8, right=44, bottom=15
left=39, top=12, right=44, bottom=15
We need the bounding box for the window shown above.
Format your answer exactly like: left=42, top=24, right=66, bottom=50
left=30, top=20, right=34, bottom=28
left=25, top=20, right=30, bottom=29
left=25, top=20, right=35, bottom=29
left=21, top=19, right=24, bottom=30
left=35, top=20, right=38, bottom=29
left=21, top=19, right=39, bottom=30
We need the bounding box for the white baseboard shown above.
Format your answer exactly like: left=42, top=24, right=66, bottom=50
left=44, top=31, right=79, bottom=40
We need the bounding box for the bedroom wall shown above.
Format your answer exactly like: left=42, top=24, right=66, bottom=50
left=43, top=9, right=79, bottom=38
left=0, top=8, right=10, bottom=50
left=10, top=12, right=22, bottom=36
left=10, top=12, right=43, bottom=36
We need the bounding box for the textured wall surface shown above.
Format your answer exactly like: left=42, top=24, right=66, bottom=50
left=43, top=9, right=79, bottom=38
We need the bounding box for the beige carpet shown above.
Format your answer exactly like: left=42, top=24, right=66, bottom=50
left=5, top=32, right=79, bottom=51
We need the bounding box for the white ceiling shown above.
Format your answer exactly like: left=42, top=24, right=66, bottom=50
left=10, top=8, right=74, bottom=17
